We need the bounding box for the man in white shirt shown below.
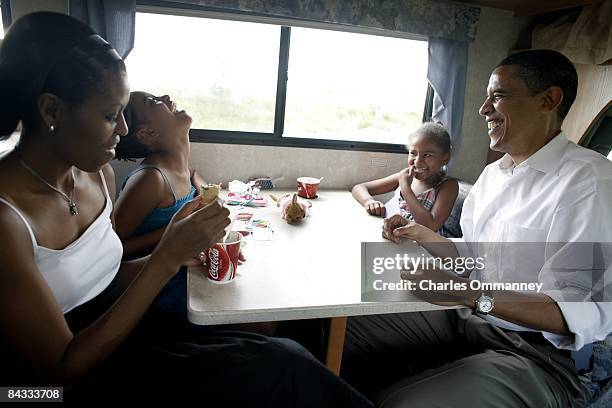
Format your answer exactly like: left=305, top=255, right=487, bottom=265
left=342, top=50, right=612, bottom=407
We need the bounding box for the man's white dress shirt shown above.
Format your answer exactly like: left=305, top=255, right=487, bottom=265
left=455, top=132, right=612, bottom=350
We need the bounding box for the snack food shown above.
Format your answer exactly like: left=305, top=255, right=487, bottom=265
left=200, top=183, right=221, bottom=204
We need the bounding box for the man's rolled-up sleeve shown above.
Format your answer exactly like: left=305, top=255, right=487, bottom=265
left=542, top=301, right=612, bottom=350
left=540, top=178, right=612, bottom=350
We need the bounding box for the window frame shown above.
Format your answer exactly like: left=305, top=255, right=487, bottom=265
left=137, top=1, right=433, bottom=153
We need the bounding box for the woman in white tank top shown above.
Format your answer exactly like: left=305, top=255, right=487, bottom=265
left=0, top=12, right=372, bottom=407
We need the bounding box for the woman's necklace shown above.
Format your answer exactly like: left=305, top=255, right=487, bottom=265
left=15, top=152, right=79, bottom=216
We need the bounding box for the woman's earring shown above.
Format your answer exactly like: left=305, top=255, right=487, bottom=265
left=49, top=124, right=55, bottom=132
left=441, top=164, right=448, bottom=173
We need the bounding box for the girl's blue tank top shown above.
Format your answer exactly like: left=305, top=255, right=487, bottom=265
left=121, top=165, right=196, bottom=235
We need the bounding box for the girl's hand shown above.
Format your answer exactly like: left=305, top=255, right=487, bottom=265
left=156, top=196, right=231, bottom=269
left=364, top=199, right=386, bottom=217
left=399, top=166, right=414, bottom=189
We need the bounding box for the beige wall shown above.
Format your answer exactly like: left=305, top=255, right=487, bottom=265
left=563, top=64, right=612, bottom=143
left=112, top=145, right=408, bottom=193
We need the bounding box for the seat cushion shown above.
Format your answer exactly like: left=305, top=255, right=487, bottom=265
left=442, top=180, right=472, bottom=238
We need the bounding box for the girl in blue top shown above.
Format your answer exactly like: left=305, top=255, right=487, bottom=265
left=114, top=92, right=212, bottom=316
left=114, top=91, right=205, bottom=258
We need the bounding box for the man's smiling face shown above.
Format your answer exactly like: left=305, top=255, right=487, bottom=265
left=479, top=65, right=544, bottom=156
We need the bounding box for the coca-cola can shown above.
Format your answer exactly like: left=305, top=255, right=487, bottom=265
left=203, top=231, right=242, bottom=283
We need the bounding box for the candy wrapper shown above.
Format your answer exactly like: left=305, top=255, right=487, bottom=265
left=226, top=192, right=267, bottom=206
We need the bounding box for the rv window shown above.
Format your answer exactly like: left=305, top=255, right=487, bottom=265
left=126, top=13, right=279, bottom=134
left=127, top=11, right=430, bottom=152
left=283, top=27, right=428, bottom=145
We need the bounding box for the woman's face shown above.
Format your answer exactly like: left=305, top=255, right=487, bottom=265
left=132, top=91, right=192, bottom=145
left=407, top=133, right=449, bottom=181
left=57, top=69, right=130, bottom=172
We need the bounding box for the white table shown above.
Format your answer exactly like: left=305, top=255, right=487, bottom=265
left=188, top=190, right=459, bottom=373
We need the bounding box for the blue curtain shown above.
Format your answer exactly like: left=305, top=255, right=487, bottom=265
left=69, top=0, right=136, bottom=58
left=427, top=37, right=469, bottom=166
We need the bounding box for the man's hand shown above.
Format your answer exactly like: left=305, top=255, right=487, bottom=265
left=382, top=214, right=408, bottom=243
left=382, top=215, right=436, bottom=244
left=400, top=267, right=474, bottom=306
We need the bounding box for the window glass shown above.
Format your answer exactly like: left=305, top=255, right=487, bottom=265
left=126, top=12, right=280, bottom=133
left=126, top=12, right=431, bottom=148
left=284, top=27, right=429, bottom=144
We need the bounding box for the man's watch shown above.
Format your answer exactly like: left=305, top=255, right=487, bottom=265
left=475, top=290, right=494, bottom=314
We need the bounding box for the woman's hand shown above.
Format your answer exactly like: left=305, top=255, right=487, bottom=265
left=382, top=215, right=429, bottom=244
left=364, top=199, right=386, bottom=217
left=184, top=241, right=247, bottom=268
left=156, top=196, right=231, bottom=269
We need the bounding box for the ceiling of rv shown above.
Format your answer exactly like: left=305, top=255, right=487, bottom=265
left=457, top=0, right=604, bottom=16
